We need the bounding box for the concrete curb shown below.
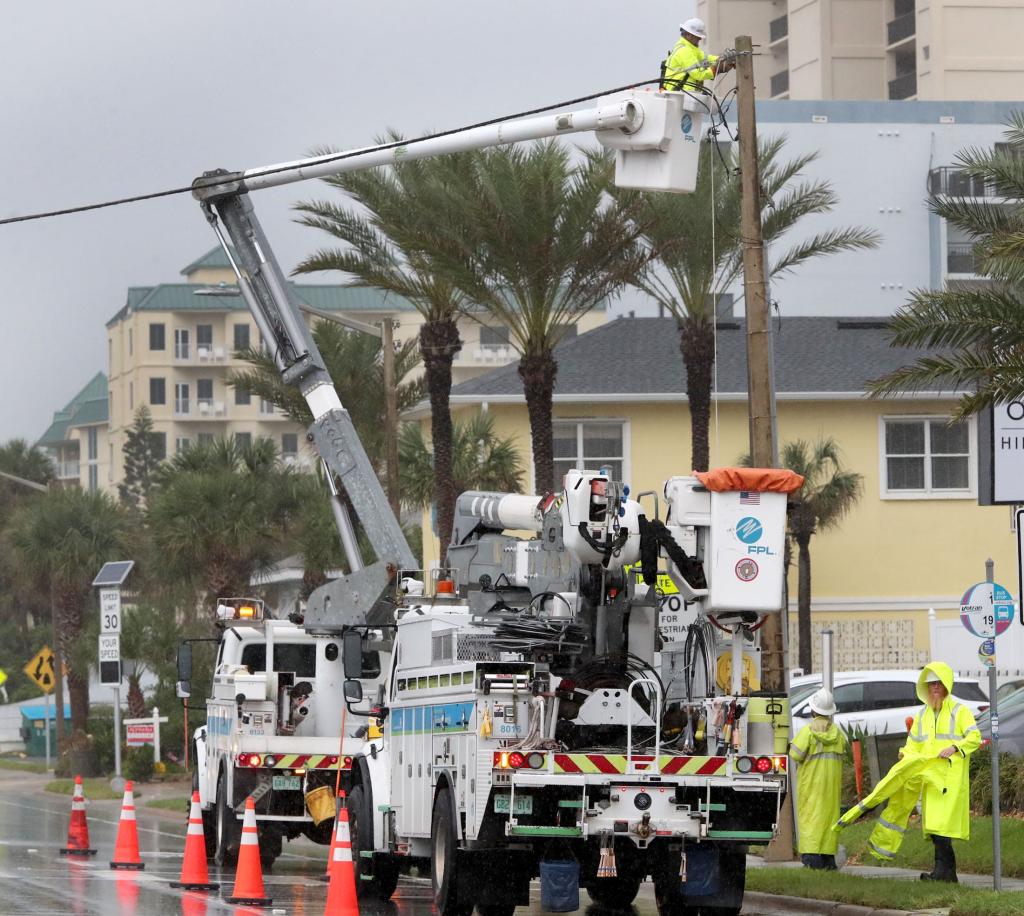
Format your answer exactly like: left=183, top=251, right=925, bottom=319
left=744, top=891, right=915, bottom=916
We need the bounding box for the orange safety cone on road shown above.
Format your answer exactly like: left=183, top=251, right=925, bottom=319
left=323, top=794, right=359, bottom=916
left=109, top=780, right=145, bottom=870
left=170, top=791, right=220, bottom=890
left=60, top=775, right=97, bottom=857
left=224, top=796, right=272, bottom=906
left=318, top=789, right=344, bottom=883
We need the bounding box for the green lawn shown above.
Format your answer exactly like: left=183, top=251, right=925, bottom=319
left=748, top=867, right=1024, bottom=915
left=145, top=796, right=189, bottom=811
left=0, top=758, right=47, bottom=774
left=838, top=814, right=1024, bottom=878
left=44, top=778, right=138, bottom=800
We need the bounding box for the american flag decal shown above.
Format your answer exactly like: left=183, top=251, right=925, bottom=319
left=740, top=491, right=760, bottom=505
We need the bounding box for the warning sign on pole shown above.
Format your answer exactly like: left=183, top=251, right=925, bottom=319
left=23, top=645, right=56, bottom=694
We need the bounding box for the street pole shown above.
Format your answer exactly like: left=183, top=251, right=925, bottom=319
left=113, top=686, right=122, bottom=778
left=44, top=691, right=51, bottom=771
left=381, top=315, right=400, bottom=518
left=735, top=33, right=793, bottom=861
left=986, top=558, right=1002, bottom=891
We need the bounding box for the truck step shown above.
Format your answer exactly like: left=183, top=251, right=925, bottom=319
left=706, top=830, right=774, bottom=840
left=509, top=826, right=582, bottom=837
left=557, top=800, right=584, bottom=809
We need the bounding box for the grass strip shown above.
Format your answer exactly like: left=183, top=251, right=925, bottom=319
left=0, top=759, right=48, bottom=773
left=746, top=867, right=1018, bottom=913
left=44, top=778, right=138, bottom=800
left=145, top=796, right=190, bottom=811
left=839, top=814, right=1024, bottom=878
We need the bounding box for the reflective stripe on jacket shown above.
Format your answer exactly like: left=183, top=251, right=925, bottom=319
left=662, top=37, right=718, bottom=91
left=790, top=719, right=846, bottom=855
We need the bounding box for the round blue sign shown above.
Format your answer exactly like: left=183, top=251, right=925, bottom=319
left=960, top=581, right=1015, bottom=639
left=681, top=113, right=693, bottom=135
left=735, top=517, right=763, bottom=544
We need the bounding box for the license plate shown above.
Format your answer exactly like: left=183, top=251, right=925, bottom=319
left=493, top=794, right=532, bottom=815
left=272, top=775, right=301, bottom=791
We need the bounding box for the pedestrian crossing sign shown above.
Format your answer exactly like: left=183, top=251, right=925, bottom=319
left=24, top=645, right=56, bottom=694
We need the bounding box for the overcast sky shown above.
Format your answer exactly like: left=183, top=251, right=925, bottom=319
left=0, top=1, right=699, bottom=442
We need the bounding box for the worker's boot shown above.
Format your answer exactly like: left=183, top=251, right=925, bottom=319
left=920, top=836, right=958, bottom=883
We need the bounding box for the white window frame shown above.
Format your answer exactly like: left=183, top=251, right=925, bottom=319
left=545, top=418, right=631, bottom=493
left=174, top=327, right=191, bottom=360
left=878, top=414, right=976, bottom=500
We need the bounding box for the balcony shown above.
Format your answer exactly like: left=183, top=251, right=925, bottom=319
left=472, top=344, right=514, bottom=364
left=770, top=69, right=790, bottom=98
left=769, top=14, right=788, bottom=45
left=947, top=243, right=980, bottom=275
left=197, top=399, right=226, bottom=417
left=887, top=11, right=916, bottom=46
left=888, top=71, right=917, bottom=100
left=197, top=345, right=226, bottom=362
left=174, top=398, right=190, bottom=416
left=928, top=167, right=999, bottom=198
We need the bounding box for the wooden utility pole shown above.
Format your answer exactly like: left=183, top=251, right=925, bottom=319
left=736, top=34, right=793, bottom=861
left=381, top=315, right=400, bottom=518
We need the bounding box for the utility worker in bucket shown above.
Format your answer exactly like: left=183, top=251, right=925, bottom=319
left=661, top=18, right=735, bottom=93
left=790, top=688, right=846, bottom=870
left=904, top=662, right=981, bottom=882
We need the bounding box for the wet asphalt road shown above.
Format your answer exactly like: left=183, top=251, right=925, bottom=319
left=0, top=770, right=774, bottom=915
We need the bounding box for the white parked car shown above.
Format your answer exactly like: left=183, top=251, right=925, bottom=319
left=789, top=670, right=989, bottom=736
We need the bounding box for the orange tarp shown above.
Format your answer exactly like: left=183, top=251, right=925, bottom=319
left=694, top=467, right=805, bottom=494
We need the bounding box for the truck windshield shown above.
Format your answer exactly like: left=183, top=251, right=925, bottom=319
left=240, top=643, right=317, bottom=677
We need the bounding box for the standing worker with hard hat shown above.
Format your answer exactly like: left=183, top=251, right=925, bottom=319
left=661, top=18, right=735, bottom=93
left=790, top=688, right=847, bottom=869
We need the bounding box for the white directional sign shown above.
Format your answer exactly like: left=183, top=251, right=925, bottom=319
left=99, top=588, right=121, bottom=634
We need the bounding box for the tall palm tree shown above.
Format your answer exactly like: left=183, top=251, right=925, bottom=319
left=424, top=142, right=647, bottom=494
left=606, top=138, right=880, bottom=471
left=399, top=414, right=524, bottom=519
left=779, top=438, right=863, bottom=674
left=0, top=438, right=54, bottom=487
left=291, top=144, right=473, bottom=559
left=868, top=114, right=1024, bottom=414
left=7, top=488, right=128, bottom=733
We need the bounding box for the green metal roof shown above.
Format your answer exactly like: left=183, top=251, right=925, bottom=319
left=37, top=372, right=108, bottom=446
left=180, top=246, right=235, bottom=276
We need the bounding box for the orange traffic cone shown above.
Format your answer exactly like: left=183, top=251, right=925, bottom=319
left=323, top=794, right=359, bottom=916
left=109, top=780, right=145, bottom=870
left=224, top=796, right=272, bottom=906
left=60, top=775, right=97, bottom=857
left=318, top=789, right=343, bottom=883
left=170, top=791, right=219, bottom=890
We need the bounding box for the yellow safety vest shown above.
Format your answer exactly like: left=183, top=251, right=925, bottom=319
left=790, top=720, right=846, bottom=855
left=662, top=37, right=718, bottom=91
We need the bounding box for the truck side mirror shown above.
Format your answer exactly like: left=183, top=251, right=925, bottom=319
left=177, top=643, right=193, bottom=682
left=342, top=631, right=363, bottom=679
left=344, top=679, right=364, bottom=703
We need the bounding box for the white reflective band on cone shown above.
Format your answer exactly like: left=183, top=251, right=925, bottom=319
left=333, top=845, right=353, bottom=862
left=188, top=822, right=204, bottom=835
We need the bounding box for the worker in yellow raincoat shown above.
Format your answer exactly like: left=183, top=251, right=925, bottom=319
left=790, top=688, right=847, bottom=869
left=661, top=18, right=735, bottom=93
left=834, top=662, right=980, bottom=883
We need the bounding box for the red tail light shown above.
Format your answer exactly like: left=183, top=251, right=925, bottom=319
left=508, top=752, right=526, bottom=769
left=755, top=756, right=773, bottom=774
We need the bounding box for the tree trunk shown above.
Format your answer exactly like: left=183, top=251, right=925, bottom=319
left=796, top=534, right=813, bottom=674
left=678, top=315, right=716, bottom=472
left=55, top=588, right=89, bottom=734
left=420, top=318, right=461, bottom=563
left=518, top=351, right=559, bottom=495
left=127, top=674, right=147, bottom=719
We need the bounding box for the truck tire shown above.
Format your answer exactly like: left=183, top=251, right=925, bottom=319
left=431, top=787, right=471, bottom=916
left=654, top=845, right=744, bottom=916
left=586, top=876, right=642, bottom=909
left=214, top=770, right=240, bottom=867
left=477, top=906, right=516, bottom=916
left=258, top=824, right=282, bottom=870
left=192, top=765, right=216, bottom=860
left=349, top=784, right=399, bottom=901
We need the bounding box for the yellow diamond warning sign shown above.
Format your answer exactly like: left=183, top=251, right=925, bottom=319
left=24, top=645, right=56, bottom=694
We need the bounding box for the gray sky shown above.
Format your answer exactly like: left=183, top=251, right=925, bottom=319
left=0, top=0, right=696, bottom=442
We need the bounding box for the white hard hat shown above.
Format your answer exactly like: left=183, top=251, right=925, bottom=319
left=925, top=670, right=943, bottom=683
left=680, top=17, right=708, bottom=39
left=807, top=688, right=837, bottom=717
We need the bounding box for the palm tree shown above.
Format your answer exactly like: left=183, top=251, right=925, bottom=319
left=868, top=114, right=1024, bottom=414
left=7, top=488, right=128, bottom=733
left=779, top=438, right=863, bottom=673
left=606, top=138, right=880, bottom=471
left=291, top=144, right=473, bottom=559
left=0, top=438, right=54, bottom=487
left=147, top=437, right=304, bottom=616
left=399, top=414, right=524, bottom=522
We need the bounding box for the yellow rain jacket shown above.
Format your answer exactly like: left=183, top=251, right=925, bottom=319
left=662, top=37, right=718, bottom=91
left=790, top=717, right=847, bottom=855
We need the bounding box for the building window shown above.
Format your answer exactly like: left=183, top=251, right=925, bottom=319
left=198, top=432, right=215, bottom=445
left=129, top=381, right=134, bottom=411
left=150, top=377, right=166, bottom=406
left=197, top=378, right=214, bottom=409
left=197, top=324, right=213, bottom=347
left=234, top=323, right=251, bottom=351
left=175, top=382, right=190, bottom=415
left=552, top=420, right=628, bottom=487
left=260, top=398, right=275, bottom=415
left=149, top=323, right=165, bottom=351
left=281, top=433, right=298, bottom=459
left=176, top=437, right=191, bottom=454
left=88, top=465, right=98, bottom=492
left=235, top=386, right=251, bottom=406
left=881, top=416, right=973, bottom=498
left=128, top=328, right=133, bottom=357
left=87, top=427, right=98, bottom=461
left=175, top=328, right=190, bottom=360
left=235, top=432, right=252, bottom=450
left=151, top=432, right=167, bottom=461
left=480, top=325, right=511, bottom=348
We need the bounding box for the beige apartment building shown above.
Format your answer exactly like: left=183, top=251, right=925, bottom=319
left=48, top=247, right=606, bottom=492
left=697, top=0, right=1024, bottom=100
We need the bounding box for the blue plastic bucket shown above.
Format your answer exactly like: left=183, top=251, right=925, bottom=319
left=540, top=859, right=580, bottom=912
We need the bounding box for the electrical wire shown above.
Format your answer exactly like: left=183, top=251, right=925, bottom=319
left=0, top=76, right=668, bottom=228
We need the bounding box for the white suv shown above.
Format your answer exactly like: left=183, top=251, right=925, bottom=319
left=790, top=670, right=989, bottom=736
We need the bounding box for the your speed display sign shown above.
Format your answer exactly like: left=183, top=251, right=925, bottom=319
left=960, top=581, right=1015, bottom=639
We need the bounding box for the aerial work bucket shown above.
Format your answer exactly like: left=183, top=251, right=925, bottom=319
left=305, top=785, right=335, bottom=825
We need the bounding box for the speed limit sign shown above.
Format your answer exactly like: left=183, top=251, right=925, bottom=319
left=99, top=588, right=121, bottom=634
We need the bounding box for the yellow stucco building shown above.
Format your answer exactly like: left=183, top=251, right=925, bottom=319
left=412, top=315, right=1016, bottom=670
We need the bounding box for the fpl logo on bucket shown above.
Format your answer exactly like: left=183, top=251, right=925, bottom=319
left=736, top=516, right=776, bottom=555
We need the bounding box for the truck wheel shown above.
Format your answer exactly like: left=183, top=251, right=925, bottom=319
left=258, top=825, right=282, bottom=870
left=586, top=876, right=642, bottom=909
left=214, top=771, right=240, bottom=867
left=192, top=767, right=216, bottom=860
left=349, top=784, right=399, bottom=901
left=477, top=906, right=516, bottom=916
left=431, top=787, right=471, bottom=916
